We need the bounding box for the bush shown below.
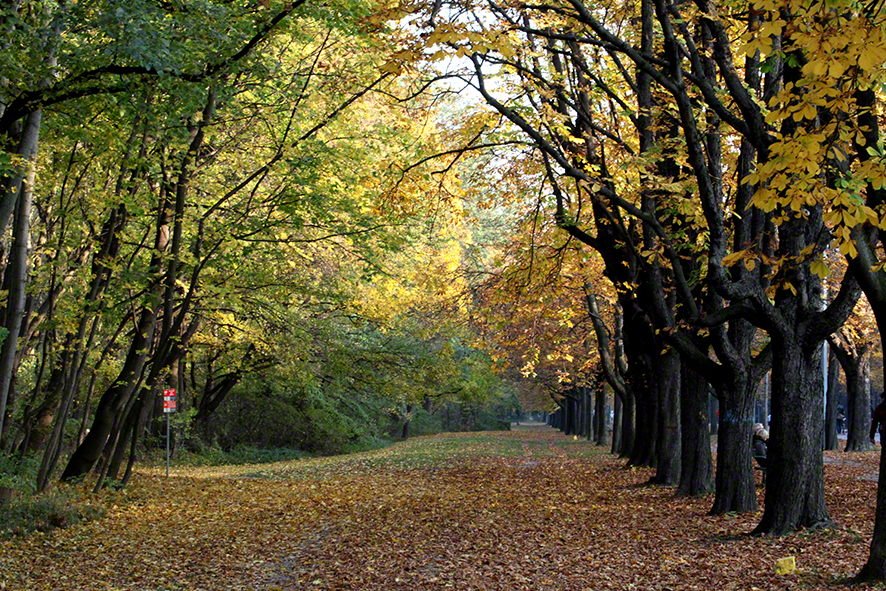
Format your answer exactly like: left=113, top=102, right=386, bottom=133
left=198, top=374, right=395, bottom=457
left=0, top=486, right=105, bottom=538
left=392, top=405, right=442, bottom=438
left=169, top=444, right=309, bottom=467
left=0, top=450, right=40, bottom=495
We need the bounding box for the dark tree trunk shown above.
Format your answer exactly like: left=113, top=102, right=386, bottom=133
left=630, top=383, right=656, bottom=467
left=619, top=391, right=635, bottom=458
left=611, top=393, right=622, bottom=455
left=710, top=380, right=758, bottom=514
left=856, top=444, right=886, bottom=582
left=60, top=303, right=157, bottom=482
left=678, top=357, right=713, bottom=497
left=625, top=320, right=655, bottom=467
left=753, top=337, right=832, bottom=535
left=578, top=388, right=588, bottom=439
left=846, top=85, right=886, bottom=583
left=0, top=107, right=41, bottom=444
left=401, top=403, right=412, bottom=439
left=831, top=333, right=872, bottom=452
left=594, top=379, right=607, bottom=446
left=561, top=396, right=571, bottom=435
left=653, top=347, right=681, bottom=485
left=709, top=394, right=718, bottom=435
left=846, top=354, right=873, bottom=452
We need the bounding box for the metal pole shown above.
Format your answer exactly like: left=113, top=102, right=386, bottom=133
left=823, top=340, right=829, bottom=422
left=166, top=412, right=170, bottom=478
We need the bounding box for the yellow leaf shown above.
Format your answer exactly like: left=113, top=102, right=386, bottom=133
left=721, top=251, right=745, bottom=267
left=380, top=61, right=402, bottom=75
left=810, top=260, right=831, bottom=279
left=775, top=556, right=796, bottom=576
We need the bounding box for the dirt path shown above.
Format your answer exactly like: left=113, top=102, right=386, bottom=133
left=1, top=427, right=883, bottom=590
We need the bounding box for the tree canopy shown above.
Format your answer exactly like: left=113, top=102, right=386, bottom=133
left=5, top=0, right=886, bottom=583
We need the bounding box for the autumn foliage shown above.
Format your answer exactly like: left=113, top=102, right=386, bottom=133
left=1, top=425, right=884, bottom=590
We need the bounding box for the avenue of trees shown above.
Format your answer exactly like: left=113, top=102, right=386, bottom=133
left=0, top=0, right=517, bottom=503
left=372, top=0, right=886, bottom=581
left=4, top=0, right=886, bottom=584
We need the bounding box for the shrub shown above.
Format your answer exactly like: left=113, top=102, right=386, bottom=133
left=0, top=486, right=105, bottom=538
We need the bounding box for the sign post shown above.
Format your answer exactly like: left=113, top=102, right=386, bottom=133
left=163, top=388, right=177, bottom=477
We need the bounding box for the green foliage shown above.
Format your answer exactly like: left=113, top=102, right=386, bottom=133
left=0, top=0, right=524, bottom=498
left=202, top=371, right=395, bottom=456
left=0, top=451, right=40, bottom=494
left=404, top=405, right=443, bottom=437
left=0, top=486, right=105, bottom=538
left=168, top=407, right=198, bottom=442
left=171, top=445, right=310, bottom=468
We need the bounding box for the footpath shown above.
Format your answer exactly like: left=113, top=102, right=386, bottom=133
left=0, top=426, right=882, bottom=590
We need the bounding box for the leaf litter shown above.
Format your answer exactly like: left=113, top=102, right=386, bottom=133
left=0, top=425, right=882, bottom=590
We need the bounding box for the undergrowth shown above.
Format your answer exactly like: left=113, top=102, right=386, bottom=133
left=0, top=486, right=105, bottom=538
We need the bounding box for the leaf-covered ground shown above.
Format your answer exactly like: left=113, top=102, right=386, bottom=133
left=2, top=425, right=884, bottom=590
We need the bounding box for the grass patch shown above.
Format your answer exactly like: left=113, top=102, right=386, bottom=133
left=0, top=486, right=105, bottom=538
left=155, top=445, right=313, bottom=468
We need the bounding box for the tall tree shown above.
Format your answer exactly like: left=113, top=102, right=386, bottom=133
left=382, top=0, right=864, bottom=531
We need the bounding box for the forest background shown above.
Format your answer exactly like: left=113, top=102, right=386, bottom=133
left=5, top=0, right=886, bottom=584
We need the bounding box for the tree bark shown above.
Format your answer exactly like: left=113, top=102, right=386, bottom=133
left=678, top=357, right=713, bottom=497
left=594, top=377, right=608, bottom=446
left=652, top=346, right=681, bottom=485
left=59, top=301, right=158, bottom=482
left=710, top=379, right=758, bottom=514
left=830, top=332, right=872, bottom=452
left=855, top=444, right=886, bottom=582
left=611, top=392, right=623, bottom=454
left=0, top=110, right=38, bottom=443
left=753, top=335, right=832, bottom=535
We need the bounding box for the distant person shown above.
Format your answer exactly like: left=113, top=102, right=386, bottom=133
left=837, top=406, right=845, bottom=434
left=871, top=392, right=886, bottom=445
left=753, top=425, right=768, bottom=468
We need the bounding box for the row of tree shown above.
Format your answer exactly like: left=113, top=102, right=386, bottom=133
left=373, top=0, right=886, bottom=581
left=5, top=0, right=886, bottom=581
left=0, top=0, right=518, bottom=502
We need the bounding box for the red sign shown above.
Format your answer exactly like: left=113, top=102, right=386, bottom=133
left=163, top=388, right=177, bottom=413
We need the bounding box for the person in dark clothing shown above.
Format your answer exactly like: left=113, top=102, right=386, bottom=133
left=871, top=392, right=886, bottom=445
left=753, top=426, right=768, bottom=468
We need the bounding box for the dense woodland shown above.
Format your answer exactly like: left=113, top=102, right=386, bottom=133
left=3, top=0, right=886, bottom=583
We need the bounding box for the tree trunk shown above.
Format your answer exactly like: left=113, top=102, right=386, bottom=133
left=0, top=115, right=37, bottom=442
left=594, top=379, right=608, bottom=446
left=401, top=403, right=412, bottom=439
left=678, top=357, right=713, bottom=497
left=626, top=326, right=655, bottom=467
left=574, top=386, right=588, bottom=437
left=710, top=380, right=757, bottom=514
left=653, top=347, right=681, bottom=485
left=709, top=394, right=719, bottom=435
left=847, top=354, right=873, bottom=452
left=60, top=296, right=159, bottom=482
left=753, top=336, right=832, bottom=535
left=855, top=444, right=886, bottom=582
left=831, top=334, right=872, bottom=452
left=611, top=393, right=622, bottom=455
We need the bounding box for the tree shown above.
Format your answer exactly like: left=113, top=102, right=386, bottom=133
left=0, top=0, right=327, bottom=446
left=2, top=0, right=489, bottom=494
left=381, top=0, right=867, bottom=533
